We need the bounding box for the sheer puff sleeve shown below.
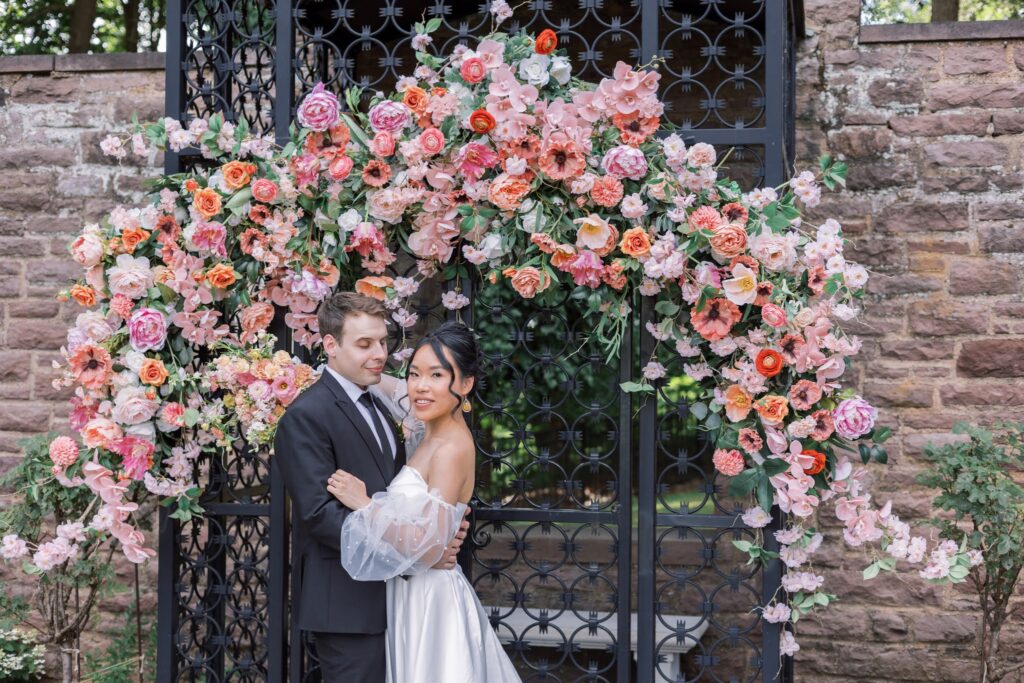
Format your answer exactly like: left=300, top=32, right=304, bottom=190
left=341, top=474, right=467, bottom=581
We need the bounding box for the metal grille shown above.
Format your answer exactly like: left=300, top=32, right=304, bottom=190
left=159, top=2, right=803, bottom=681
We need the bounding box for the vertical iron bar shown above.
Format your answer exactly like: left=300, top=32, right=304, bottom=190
left=275, top=0, right=295, bottom=146
left=764, top=0, right=785, bottom=187
left=636, top=298, right=656, bottom=683
left=158, top=2, right=184, bottom=679
left=615, top=301, right=634, bottom=682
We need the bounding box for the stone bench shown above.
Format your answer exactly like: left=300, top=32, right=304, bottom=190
left=488, top=607, right=707, bottom=678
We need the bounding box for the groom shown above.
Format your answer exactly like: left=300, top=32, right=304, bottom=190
left=274, top=292, right=468, bottom=682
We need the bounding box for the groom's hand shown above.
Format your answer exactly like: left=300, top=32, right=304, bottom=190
left=432, top=508, right=471, bottom=570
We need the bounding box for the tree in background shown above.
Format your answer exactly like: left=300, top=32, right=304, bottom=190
left=0, top=0, right=165, bottom=55
left=863, top=0, right=1024, bottom=24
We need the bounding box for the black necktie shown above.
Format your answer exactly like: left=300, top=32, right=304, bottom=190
left=358, top=392, right=393, bottom=461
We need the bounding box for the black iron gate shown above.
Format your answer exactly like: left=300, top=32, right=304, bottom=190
left=159, top=2, right=803, bottom=681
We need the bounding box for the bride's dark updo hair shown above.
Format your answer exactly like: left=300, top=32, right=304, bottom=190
left=407, top=321, right=481, bottom=415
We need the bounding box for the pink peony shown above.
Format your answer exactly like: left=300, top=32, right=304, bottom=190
left=128, top=307, right=168, bottom=352
left=70, top=231, right=105, bottom=267
left=107, top=254, right=154, bottom=300
left=600, top=144, right=648, bottom=180
left=832, top=396, right=877, bottom=440
left=297, top=82, right=340, bottom=132
left=566, top=249, right=604, bottom=288
left=111, top=385, right=160, bottom=426
left=713, top=448, right=745, bottom=476
left=49, top=436, right=79, bottom=471
left=368, top=100, right=410, bottom=134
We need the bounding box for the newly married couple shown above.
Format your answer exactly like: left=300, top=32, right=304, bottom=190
left=274, top=291, right=521, bottom=682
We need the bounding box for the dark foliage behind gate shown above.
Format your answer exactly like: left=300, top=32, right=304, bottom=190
left=158, top=2, right=802, bottom=681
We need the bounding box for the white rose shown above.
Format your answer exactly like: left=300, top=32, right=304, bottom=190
left=518, top=54, right=551, bottom=87
left=550, top=55, right=572, bottom=85
left=338, top=208, right=362, bottom=232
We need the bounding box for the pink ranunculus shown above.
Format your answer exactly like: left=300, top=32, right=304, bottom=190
left=761, top=303, right=787, bottom=328
left=128, top=307, right=168, bottom=352
left=328, top=155, right=354, bottom=180
left=251, top=178, right=278, bottom=203
left=418, top=128, right=445, bottom=156
left=460, top=57, right=487, bottom=83
left=600, top=144, right=648, bottom=180
left=371, top=131, right=396, bottom=157
left=297, top=82, right=340, bottom=132
left=368, top=100, right=410, bottom=134
left=832, top=396, right=877, bottom=440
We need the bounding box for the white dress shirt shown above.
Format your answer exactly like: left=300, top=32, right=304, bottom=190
left=323, top=365, right=398, bottom=459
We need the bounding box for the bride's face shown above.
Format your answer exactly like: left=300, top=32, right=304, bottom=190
left=407, top=343, right=474, bottom=421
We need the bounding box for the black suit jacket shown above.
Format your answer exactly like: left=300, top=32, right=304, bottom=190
left=273, top=373, right=404, bottom=634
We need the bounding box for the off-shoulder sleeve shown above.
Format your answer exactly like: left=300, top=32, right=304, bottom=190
left=340, top=484, right=465, bottom=581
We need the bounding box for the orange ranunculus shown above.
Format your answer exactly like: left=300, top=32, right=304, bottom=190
left=535, top=29, right=558, bottom=55
left=755, top=349, right=784, bottom=378
left=70, top=284, right=97, bottom=307
left=801, top=449, right=827, bottom=476
left=469, top=109, right=496, bottom=135
left=510, top=266, right=549, bottom=299
left=222, top=160, right=256, bottom=189
left=355, top=275, right=394, bottom=300
left=724, top=384, right=753, bottom=422
left=754, top=394, right=789, bottom=426
left=619, top=227, right=652, bottom=258
left=192, top=187, right=222, bottom=219
left=139, top=358, right=169, bottom=386
left=206, top=263, right=237, bottom=289
left=120, top=227, right=150, bottom=253
left=402, top=86, right=429, bottom=115
left=183, top=178, right=199, bottom=193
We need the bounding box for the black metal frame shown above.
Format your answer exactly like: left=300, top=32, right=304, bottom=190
left=159, top=2, right=803, bottom=681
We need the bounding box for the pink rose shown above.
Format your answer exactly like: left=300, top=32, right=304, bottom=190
left=111, top=386, right=160, bottom=425
left=418, top=128, right=445, bottom=156
left=460, top=57, right=487, bottom=83
left=328, top=155, right=354, bottom=180
left=368, top=101, right=410, bottom=134
left=251, top=178, right=278, bottom=203
left=128, top=307, right=167, bottom=352
left=601, top=144, right=648, bottom=180
left=371, top=131, right=396, bottom=157
left=70, top=232, right=104, bottom=267
left=297, top=82, right=340, bottom=132
left=81, top=417, right=123, bottom=449
left=832, top=396, right=877, bottom=440
left=761, top=303, right=787, bottom=328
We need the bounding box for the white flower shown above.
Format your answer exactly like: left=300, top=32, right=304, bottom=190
left=642, top=361, right=666, bottom=381
left=505, top=155, right=527, bottom=175
left=338, top=208, right=363, bottom=232
left=1, top=534, right=29, bottom=560
left=761, top=603, right=792, bottom=624
left=741, top=506, right=772, bottom=528
left=550, top=55, right=572, bottom=85
left=441, top=291, right=471, bottom=310
left=844, top=264, right=869, bottom=290
left=490, top=0, right=513, bottom=23
left=411, top=33, right=432, bottom=51
left=518, top=53, right=551, bottom=87
left=780, top=631, right=800, bottom=657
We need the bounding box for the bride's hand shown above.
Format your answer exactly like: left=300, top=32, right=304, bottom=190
left=327, top=469, right=370, bottom=510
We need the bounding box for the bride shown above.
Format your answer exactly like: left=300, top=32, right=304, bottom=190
left=326, top=322, right=521, bottom=683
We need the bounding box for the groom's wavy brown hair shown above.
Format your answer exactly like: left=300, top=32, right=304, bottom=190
left=317, top=292, right=388, bottom=342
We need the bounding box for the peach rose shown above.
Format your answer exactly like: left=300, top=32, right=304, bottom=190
left=754, top=394, right=790, bottom=426
left=619, top=227, right=652, bottom=258
left=488, top=173, right=533, bottom=211
left=510, top=266, right=549, bottom=299
left=355, top=275, right=393, bottom=300
left=402, top=86, right=428, bottom=115
left=222, top=161, right=255, bottom=189
left=139, top=358, right=169, bottom=386
left=81, top=417, right=123, bottom=449
left=120, top=227, right=150, bottom=254
left=709, top=223, right=748, bottom=262
left=205, top=263, right=237, bottom=289
left=240, top=302, right=275, bottom=343
left=251, top=178, right=278, bottom=203
left=192, top=188, right=222, bottom=219
left=70, top=284, right=97, bottom=307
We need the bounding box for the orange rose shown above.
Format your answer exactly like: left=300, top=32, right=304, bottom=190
left=402, top=86, right=429, bottom=115
left=469, top=109, right=496, bottom=135
left=802, top=449, right=827, bottom=476
left=619, top=227, right=651, bottom=258
left=355, top=275, right=393, bottom=300
left=709, top=223, right=748, bottom=261
left=70, top=284, right=96, bottom=307
left=192, top=188, right=222, bottom=219
left=206, top=263, right=237, bottom=289
left=755, top=349, right=784, bottom=378
left=510, top=266, right=549, bottom=299
left=754, top=394, right=789, bottom=426
left=488, top=173, right=533, bottom=211
left=535, top=29, right=558, bottom=55
left=183, top=178, right=199, bottom=193
left=120, top=227, right=150, bottom=254
left=139, top=358, right=169, bottom=386
left=222, top=160, right=255, bottom=189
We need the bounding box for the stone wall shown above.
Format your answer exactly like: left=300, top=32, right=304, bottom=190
left=1, top=4, right=1023, bottom=679
left=794, top=2, right=1024, bottom=681
left=0, top=53, right=164, bottom=673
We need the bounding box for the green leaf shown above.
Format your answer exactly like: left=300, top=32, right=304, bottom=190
left=862, top=562, right=880, bottom=580
left=690, top=402, right=708, bottom=420
left=424, top=17, right=442, bottom=33
left=619, top=381, right=653, bottom=394
left=225, top=187, right=253, bottom=214
left=728, top=468, right=759, bottom=497
left=183, top=409, right=201, bottom=428
left=654, top=300, right=680, bottom=317
left=763, top=458, right=791, bottom=476
left=756, top=474, right=772, bottom=513
left=872, top=426, right=892, bottom=444
left=732, top=540, right=753, bottom=553
left=819, top=154, right=832, bottom=172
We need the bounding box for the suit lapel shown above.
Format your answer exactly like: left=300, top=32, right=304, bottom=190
left=318, top=374, right=391, bottom=484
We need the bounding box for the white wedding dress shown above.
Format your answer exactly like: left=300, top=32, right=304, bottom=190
left=339, top=382, right=521, bottom=683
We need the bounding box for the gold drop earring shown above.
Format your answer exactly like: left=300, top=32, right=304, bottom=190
left=461, top=395, right=472, bottom=413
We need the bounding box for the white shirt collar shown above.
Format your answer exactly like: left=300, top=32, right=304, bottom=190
left=323, top=365, right=369, bottom=404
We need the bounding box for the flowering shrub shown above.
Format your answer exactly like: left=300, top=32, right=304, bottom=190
left=0, top=9, right=977, bottom=657
left=0, top=628, right=46, bottom=682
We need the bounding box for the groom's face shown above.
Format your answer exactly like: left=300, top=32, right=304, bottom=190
left=323, top=312, right=389, bottom=389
